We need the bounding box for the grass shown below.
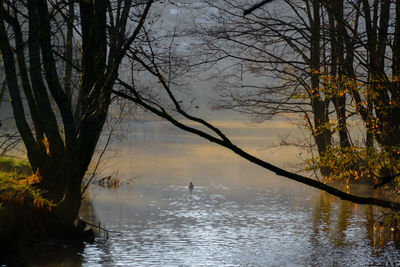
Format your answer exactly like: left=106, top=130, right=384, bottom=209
left=0, top=157, right=54, bottom=210
left=0, top=157, right=56, bottom=246
left=0, top=156, right=32, bottom=175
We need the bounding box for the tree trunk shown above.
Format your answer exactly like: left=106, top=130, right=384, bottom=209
left=0, top=0, right=154, bottom=231
left=309, top=0, right=332, bottom=176
left=328, top=0, right=351, bottom=149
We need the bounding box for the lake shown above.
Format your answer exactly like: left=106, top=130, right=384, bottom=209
left=71, top=119, right=400, bottom=266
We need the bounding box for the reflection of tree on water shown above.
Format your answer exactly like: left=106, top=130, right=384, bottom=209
left=311, top=192, right=352, bottom=248
left=79, top=198, right=118, bottom=265
left=312, top=191, right=332, bottom=236
left=333, top=200, right=352, bottom=247
left=311, top=190, right=400, bottom=261
left=3, top=198, right=107, bottom=266
left=2, top=199, right=115, bottom=266
left=365, top=206, right=400, bottom=253
left=1, top=227, right=83, bottom=266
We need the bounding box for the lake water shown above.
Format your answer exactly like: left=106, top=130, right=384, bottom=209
left=72, top=119, right=400, bottom=266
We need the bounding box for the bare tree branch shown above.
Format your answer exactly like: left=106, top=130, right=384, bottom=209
left=243, top=0, right=275, bottom=16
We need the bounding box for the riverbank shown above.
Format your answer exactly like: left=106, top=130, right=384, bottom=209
left=0, top=157, right=94, bottom=266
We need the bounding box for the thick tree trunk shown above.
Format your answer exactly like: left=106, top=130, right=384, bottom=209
left=309, top=0, right=332, bottom=176
left=0, top=0, right=153, bottom=231
left=33, top=157, right=82, bottom=226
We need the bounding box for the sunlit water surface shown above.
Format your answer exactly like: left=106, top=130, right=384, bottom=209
left=77, top=120, right=400, bottom=266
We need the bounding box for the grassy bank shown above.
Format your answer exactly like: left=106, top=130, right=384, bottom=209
left=0, top=157, right=55, bottom=236
left=0, top=157, right=58, bottom=265
left=0, top=157, right=95, bottom=266
left=0, top=157, right=54, bottom=209
left=0, top=157, right=32, bottom=175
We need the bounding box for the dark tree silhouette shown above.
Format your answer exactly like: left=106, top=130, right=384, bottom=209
left=243, top=0, right=275, bottom=15
left=0, top=0, right=154, bottom=227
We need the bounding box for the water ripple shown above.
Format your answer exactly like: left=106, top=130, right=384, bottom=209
left=81, top=183, right=400, bottom=266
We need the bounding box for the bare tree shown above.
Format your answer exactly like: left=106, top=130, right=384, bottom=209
left=176, top=0, right=400, bottom=179
left=0, top=0, right=154, bottom=227
left=112, top=42, right=400, bottom=211
left=106, top=0, right=400, bottom=210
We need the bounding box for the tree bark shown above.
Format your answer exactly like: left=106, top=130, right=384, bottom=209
left=328, top=0, right=351, bottom=149
left=309, top=0, right=332, bottom=176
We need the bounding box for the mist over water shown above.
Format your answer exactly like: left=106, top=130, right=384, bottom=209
left=1, top=1, right=399, bottom=266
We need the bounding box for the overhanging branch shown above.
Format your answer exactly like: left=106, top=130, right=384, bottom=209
left=112, top=86, right=400, bottom=212
left=243, top=0, right=275, bottom=16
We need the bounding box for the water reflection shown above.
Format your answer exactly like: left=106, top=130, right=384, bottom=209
left=78, top=120, right=400, bottom=266
left=1, top=240, right=83, bottom=266
left=310, top=190, right=400, bottom=266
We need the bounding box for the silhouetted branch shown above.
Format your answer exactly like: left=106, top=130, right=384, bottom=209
left=243, top=0, right=274, bottom=15
left=112, top=86, right=400, bottom=212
